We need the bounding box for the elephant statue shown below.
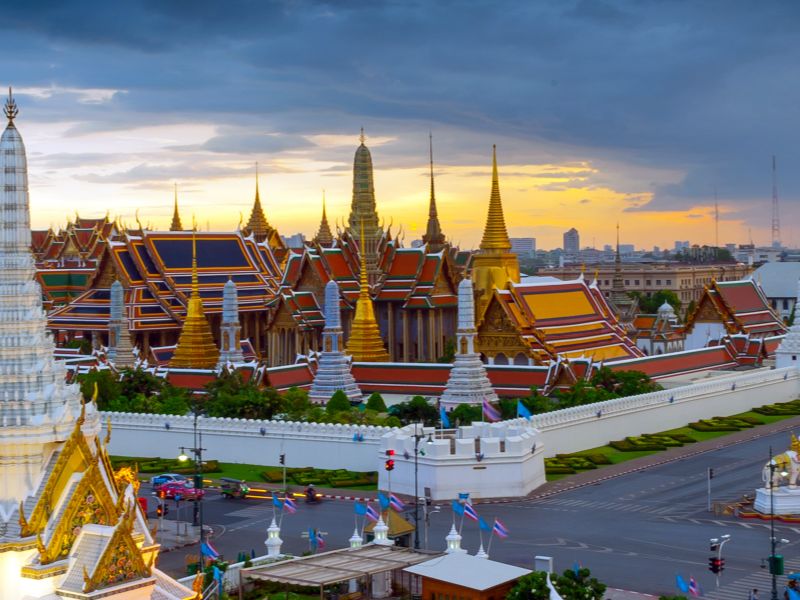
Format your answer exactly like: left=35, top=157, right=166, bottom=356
left=762, top=434, right=800, bottom=490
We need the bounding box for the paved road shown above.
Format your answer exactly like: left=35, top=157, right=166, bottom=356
left=153, top=427, right=800, bottom=596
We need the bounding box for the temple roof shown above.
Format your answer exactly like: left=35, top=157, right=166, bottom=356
left=684, top=279, right=787, bottom=337
left=485, top=277, right=643, bottom=362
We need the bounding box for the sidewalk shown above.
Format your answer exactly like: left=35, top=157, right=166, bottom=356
left=153, top=518, right=200, bottom=552
left=604, top=588, right=658, bottom=600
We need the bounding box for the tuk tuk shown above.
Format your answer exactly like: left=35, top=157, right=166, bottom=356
left=219, top=477, right=250, bottom=499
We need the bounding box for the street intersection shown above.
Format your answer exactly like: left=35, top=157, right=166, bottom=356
left=153, top=426, right=800, bottom=597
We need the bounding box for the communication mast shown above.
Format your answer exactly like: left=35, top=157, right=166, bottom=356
left=772, top=155, right=781, bottom=248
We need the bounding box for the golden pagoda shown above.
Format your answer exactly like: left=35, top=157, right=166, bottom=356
left=169, top=183, right=183, bottom=231
left=170, top=228, right=220, bottom=369
left=471, top=145, right=520, bottom=318
left=313, top=191, right=334, bottom=247
left=345, top=220, right=390, bottom=362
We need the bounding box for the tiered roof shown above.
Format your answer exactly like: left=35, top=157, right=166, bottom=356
left=483, top=277, right=643, bottom=362
left=684, top=279, right=787, bottom=337
left=48, top=230, right=282, bottom=333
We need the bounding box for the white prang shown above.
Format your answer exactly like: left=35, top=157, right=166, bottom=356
left=107, top=279, right=135, bottom=368
left=440, top=277, right=499, bottom=409
left=775, top=277, right=800, bottom=369
left=218, top=278, right=244, bottom=366
left=309, top=279, right=362, bottom=404
left=0, top=95, right=85, bottom=516
left=265, top=517, right=283, bottom=557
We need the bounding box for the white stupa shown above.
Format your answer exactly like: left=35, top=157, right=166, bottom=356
left=218, top=277, right=245, bottom=366
left=776, top=278, right=800, bottom=370
left=0, top=90, right=192, bottom=600
left=309, top=279, right=362, bottom=404
left=107, top=279, right=135, bottom=368
left=440, top=277, right=499, bottom=409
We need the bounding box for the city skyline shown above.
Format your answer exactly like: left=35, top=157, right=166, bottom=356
left=2, top=1, right=799, bottom=248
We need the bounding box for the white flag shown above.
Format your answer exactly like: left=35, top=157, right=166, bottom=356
left=546, top=573, right=564, bottom=600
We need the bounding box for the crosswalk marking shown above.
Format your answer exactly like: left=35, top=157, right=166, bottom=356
left=704, top=557, right=800, bottom=599
left=530, top=497, right=692, bottom=517
left=227, top=506, right=269, bottom=519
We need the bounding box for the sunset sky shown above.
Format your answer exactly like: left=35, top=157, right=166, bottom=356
left=2, top=1, right=799, bottom=249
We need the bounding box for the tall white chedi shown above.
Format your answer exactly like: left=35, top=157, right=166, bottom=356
left=0, top=90, right=86, bottom=516
left=439, top=277, right=499, bottom=409
left=107, top=279, right=135, bottom=368
left=309, top=279, right=362, bottom=404
left=218, top=277, right=244, bottom=366
left=776, top=277, right=800, bottom=370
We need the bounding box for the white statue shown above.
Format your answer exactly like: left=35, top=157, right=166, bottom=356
left=762, top=434, right=800, bottom=490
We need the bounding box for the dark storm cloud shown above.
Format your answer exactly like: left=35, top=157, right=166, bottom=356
left=1, top=0, right=799, bottom=218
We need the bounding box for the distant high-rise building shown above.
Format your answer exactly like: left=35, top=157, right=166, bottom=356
left=619, top=244, right=635, bottom=255
left=674, top=240, right=690, bottom=251
left=563, top=228, right=580, bottom=254
left=603, top=244, right=613, bottom=252
left=510, top=237, right=536, bottom=257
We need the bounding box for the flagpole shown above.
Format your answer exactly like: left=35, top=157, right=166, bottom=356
left=487, top=519, right=496, bottom=555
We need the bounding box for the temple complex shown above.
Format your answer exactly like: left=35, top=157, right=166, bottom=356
left=0, top=91, right=192, bottom=600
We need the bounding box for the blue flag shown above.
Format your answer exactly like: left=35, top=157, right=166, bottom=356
left=309, top=527, right=317, bottom=550
left=517, top=400, right=532, bottom=420
left=378, top=492, right=390, bottom=510
left=675, top=574, right=689, bottom=594
left=440, top=406, right=450, bottom=428
left=478, top=516, right=491, bottom=531
left=272, top=495, right=283, bottom=509
left=789, top=589, right=800, bottom=600
left=451, top=499, right=464, bottom=516
left=354, top=501, right=367, bottom=516
left=212, top=565, right=223, bottom=585
left=572, top=561, right=580, bottom=576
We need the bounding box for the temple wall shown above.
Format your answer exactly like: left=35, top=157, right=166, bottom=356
left=378, top=421, right=546, bottom=500
left=102, top=414, right=395, bottom=472
left=104, top=367, right=799, bottom=499
left=534, top=366, right=800, bottom=456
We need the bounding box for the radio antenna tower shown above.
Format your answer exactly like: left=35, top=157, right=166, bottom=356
left=772, top=155, right=781, bottom=248
left=714, top=187, right=719, bottom=248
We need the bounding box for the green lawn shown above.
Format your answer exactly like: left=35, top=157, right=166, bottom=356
left=545, top=403, right=800, bottom=481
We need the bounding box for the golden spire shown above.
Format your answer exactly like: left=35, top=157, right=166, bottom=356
left=170, top=183, right=183, bottom=231
left=170, top=225, right=219, bottom=369
left=345, top=218, right=390, bottom=362
left=479, top=145, right=512, bottom=253
left=4, top=86, right=18, bottom=125
left=314, top=190, right=334, bottom=246
left=422, top=132, right=445, bottom=251
left=243, top=162, right=272, bottom=242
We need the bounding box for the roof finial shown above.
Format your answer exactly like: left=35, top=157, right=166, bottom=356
left=191, top=216, right=198, bottom=295
left=255, top=161, right=260, bottom=202
left=170, top=183, right=183, bottom=231
left=4, top=86, right=18, bottom=124
left=360, top=127, right=365, bottom=145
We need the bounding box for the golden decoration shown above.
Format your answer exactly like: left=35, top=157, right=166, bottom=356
left=344, top=218, right=390, bottom=362
left=192, top=571, right=205, bottom=599
left=479, top=145, right=512, bottom=252
left=104, top=416, right=112, bottom=446
left=170, top=226, right=220, bottom=368
left=18, top=501, right=29, bottom=532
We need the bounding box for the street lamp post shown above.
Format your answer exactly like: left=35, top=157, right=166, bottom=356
left=412, top=423, right=433, bottom=550
left=709, top=534, right=731, bottom=589
left=178, top=411, right=207, bottom=561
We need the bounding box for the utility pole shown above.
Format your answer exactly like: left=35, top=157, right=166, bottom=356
left=707, top=467, right=714, bottom=512
left=772, top=155, right=781, bottom=248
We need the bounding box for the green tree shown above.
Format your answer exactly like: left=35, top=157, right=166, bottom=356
left=204, top=371, right=284, bottom=419
left=437, top=339, right=456, bottom=363
left=119, top=368, right=164, bottom=399
left=326, top=390, right=352, bottom=414
left=155, top=384, right=191, bottom=415
left=283, top=386, right=312, bottom=420
left=365, top=392, right=387, bottom=412
left=450, top=403, right=481, bottom=425
left=507, top=568, right=606, bottom=600
left=629, top=290, right=681, bottom=314
left=389, top=396, right=438, bottom=425
left=77, top=369, right=122, bottom=411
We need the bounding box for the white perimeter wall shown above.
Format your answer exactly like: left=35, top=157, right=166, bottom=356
left=533, top=366, right=800, bottom=457
left=104, top=367, right=800, bottom=492
left=102, top=414, right=394, bottom=472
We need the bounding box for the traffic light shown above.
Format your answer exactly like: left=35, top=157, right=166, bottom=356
left=279, top=454, right=286, bottom=465
left=708, top=468, right=714, bottom=479
left=710, top=543, right=719, bottom=552
left=708, top=557, right=724, bottom=574
left=385, top=449, right=395, bottom=471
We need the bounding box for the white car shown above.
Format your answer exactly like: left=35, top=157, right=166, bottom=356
left=150, top=473, right=187, bottom=488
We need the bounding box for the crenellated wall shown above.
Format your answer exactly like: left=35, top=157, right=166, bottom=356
left=103, top=367, right=800, bottom=499
left=378, top=421, right=545, bottom=500
left=102, top=413, right=395, bottom=472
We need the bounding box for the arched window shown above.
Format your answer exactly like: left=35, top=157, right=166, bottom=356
left=494, top=353, right=508, bottom=365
